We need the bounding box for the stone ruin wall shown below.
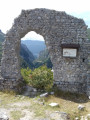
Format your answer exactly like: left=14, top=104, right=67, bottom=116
left=0, top=8, right=89, bottom=95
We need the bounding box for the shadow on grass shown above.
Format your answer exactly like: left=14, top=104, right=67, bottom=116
left=54, top=88, right=89, bottom=103
left=0, top=86, right=89, bottom=104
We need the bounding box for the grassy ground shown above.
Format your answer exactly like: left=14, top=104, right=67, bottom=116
left=0, top=91, right=90, bottom=120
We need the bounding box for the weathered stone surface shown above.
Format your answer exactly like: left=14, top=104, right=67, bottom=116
left=50, top=91, right=54, bottom=95
left=75, top=117, right=79, bottom=120
left=87, top=114, right=90, bottom=119
left=50, top=111, right=70, bottom=120
left=23, top=85, right=37, bottom=97
left=0, top=8, right=89, bottom=95
left=40, top=118, right=50, bottom=120
left=0, top=112, right=9, bottom=120
left=40, top=93, right=48, bottom=97
left=78, top=104, right=85, bottom=111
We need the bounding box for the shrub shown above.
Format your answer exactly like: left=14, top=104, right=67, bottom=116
left=21, top=67, right=32, bottom=84
left=21, top=66, right=53, bottom=92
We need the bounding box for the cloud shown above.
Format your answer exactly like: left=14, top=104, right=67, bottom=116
left=21, top=31, right=44, bottom=41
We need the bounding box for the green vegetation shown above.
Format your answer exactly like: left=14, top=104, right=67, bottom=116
left=10, top=110, right=24, bottom=120
left=0, top=30, right=5, bottom=42
left=0, top=91, right=90, bottom=120
left=20, top=57, right=29, bottom=68
left=20, top=44, right=35, bottom=68
left=33, top=49, right=53, bottom=68
left=21, top=66, right=53, bottom=91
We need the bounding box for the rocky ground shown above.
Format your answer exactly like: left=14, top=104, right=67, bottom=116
left=0, top=90, right=90, bottom=120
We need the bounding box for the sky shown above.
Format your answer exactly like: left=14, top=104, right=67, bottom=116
left=0, top=0, right=90, bottom=40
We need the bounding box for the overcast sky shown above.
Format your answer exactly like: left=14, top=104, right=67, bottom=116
left=0, top=0, right=90, bottom=40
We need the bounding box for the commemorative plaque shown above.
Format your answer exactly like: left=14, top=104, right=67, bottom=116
left=63, top=48, right=77, bottom=57
left=61, top=44, right=80, bottom=58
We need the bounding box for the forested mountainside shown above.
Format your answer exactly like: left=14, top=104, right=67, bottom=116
left=33, top=49, right=53, bottom=68
left=87, top=28, right=90, bottom=40
left=0, top=30, right=5, bottom=42
left=0, top=30, right=5, bottom=62
left=21, top=40, right=46, bottom=57
left=20, top=43, right=35, bottom=68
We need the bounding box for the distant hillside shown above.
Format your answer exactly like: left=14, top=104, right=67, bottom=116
left=87, top=28, right=90, bottom=40
left=0, top=30, right=5, bottom=42
left=33, top=49, right=53, bottom=68
left=39, top=49, right=49, bottom=61
left=21, top=40, right=46, bottom=57
left=20, top=44, right=35, bottom=68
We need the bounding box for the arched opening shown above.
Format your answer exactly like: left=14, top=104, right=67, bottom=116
left=20, top=31, right=53, bottom=93
left=20, top=31, right=52, bottom=69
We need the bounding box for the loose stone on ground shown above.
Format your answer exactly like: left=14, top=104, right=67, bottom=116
left=0, top=111, right=9, bottom=120
left=78, top=104, right=85, bottom=111
left=50, top=111, right=70, bottom=120
left=49, top=103, right=59, bottom=107
left=40, top=93, right=48, bottom=97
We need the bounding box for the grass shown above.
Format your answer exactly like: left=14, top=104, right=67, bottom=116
left=0, top=90, right=90, bottom=120
left=44, top=95, right=89, bottom=118
left=54, top=89, right=88, bottom=103
left=30, top=90, right=90, bottom=119
left=10, top=110, right=24, bottom=120
left=0, top=91, right=16, bottom=107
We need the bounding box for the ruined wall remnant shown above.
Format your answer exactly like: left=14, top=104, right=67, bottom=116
left=0, top=8, right=89, bottom=95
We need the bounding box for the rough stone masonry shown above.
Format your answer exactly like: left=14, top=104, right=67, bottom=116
left=0, top=8, right=90, bottom=95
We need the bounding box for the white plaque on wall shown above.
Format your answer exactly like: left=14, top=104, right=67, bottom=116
left=63, top=48, right=77, bottom=57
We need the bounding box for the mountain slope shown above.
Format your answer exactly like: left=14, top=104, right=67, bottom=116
left=21, top=40, right=46, bottom=57
left=20, top=44, right=35, bottom=68
left=33, top=49, right=53, bottom=68
left=87, top=28, right=90, bottom=40
left=0, top=30, right=5, bottom=42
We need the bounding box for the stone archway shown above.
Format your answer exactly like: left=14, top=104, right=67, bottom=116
left=0, top=8, right=89, bottom=95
